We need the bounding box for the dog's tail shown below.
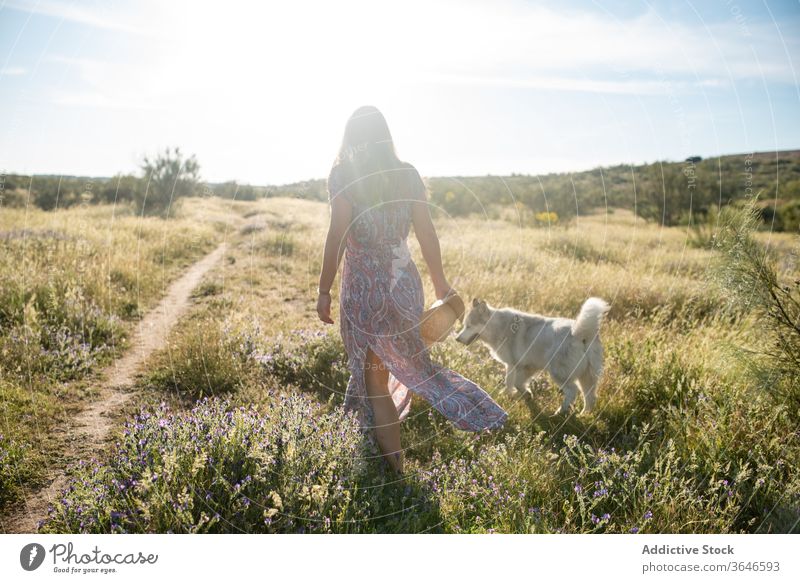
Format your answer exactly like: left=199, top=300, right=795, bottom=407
left=571, top=297, right=610, bottom=341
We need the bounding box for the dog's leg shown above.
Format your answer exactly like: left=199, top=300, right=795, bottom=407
left=506, top=366, right=534, bottom=398
left=578, top=340, right=603, bottom=414
left=514, top=368, right=528, bottom=392
left=555, top=380, right=579, bottom=415
left=504, top=367, right=520, bottom=397
left=516, top=369, right=534, bottom=400
left=579, top=369, right=598, bottom=414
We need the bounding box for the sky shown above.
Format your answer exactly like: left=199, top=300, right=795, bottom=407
left=1, top=0, right=799, bottom=185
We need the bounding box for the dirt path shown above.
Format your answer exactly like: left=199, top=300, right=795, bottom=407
left=2, top=242, right=228, bottom=533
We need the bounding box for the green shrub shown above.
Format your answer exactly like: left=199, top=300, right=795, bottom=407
left=252, top=329, right=349, bottom=405
left=713, top=197, right=800, bottom=416
left=776, top=199, right=800, bottom=233
left=419, top=426, right=791, bottom=534
left=0, top=286, right=124, bottom=381
left=0, top=433, right=36, bottom=509
left=135, top=147, right=200, bottom=217
left=38, top=394, right=439, bottom=533
left=146, top=320, right=255, bottom=400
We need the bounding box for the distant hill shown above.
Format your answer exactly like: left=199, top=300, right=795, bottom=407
left=3, top=150, right=799, bottom=231
left=268, top=150, right=800, bottom=231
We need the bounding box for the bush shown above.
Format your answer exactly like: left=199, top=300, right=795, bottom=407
left=135, top=147, right=200, bottom=217
left=0, top=433, right=35, bottom=509
left=419, top=426, right=789, bottom=534
left=534, top=211, right=558, bottom=226
left=775, top=199, right=800, bottom=233
left=712, top=197, right=800, bottom=416
left=0, top=187, right=30, bottom=208
left=252, top=329, right=349, bottom=405
left=38, top=395, right=425, bottom=533
left=607, top=336, right=705, bottom=431
left=146, top=319, right=256, bottom=400
left=98, top=174, right=140, bottom=205
left=0, top=285, right=124, bottom=381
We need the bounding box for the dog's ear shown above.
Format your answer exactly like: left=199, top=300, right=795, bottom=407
left=473, top=298, right=488, bottom=313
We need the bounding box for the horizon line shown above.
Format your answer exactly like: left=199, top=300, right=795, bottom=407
left=6, top=147, right=799, bottom=188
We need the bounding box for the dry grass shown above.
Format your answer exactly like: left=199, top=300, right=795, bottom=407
left=5, top=196, right=799, bottom=533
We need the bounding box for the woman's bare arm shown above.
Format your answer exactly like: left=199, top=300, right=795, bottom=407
left=411, top=194, right=452, bottom=300
left=317, top=195, right=352, bottom=323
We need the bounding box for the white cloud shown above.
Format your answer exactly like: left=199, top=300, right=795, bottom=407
left=418, top=72, right=728, bottom=96
left=49, top=90, right=158, bottom=110
left=36, top=0, right=797, bottom=121
left=0, top=66, right=26, bottom=76
left=3, top=0, right=154, bottom=36
left=4, top=0, right=798, bottom=182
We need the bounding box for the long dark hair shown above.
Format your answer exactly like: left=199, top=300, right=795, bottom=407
left=332, top=106, right=413, bottom=206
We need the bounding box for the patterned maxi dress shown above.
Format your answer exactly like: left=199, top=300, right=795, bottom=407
left=328, top=164, right=508, bottom=441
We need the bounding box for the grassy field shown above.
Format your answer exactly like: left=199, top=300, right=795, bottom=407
left=2, top=195, right=798, bottom=533
left=0, top=198, right=233, bottom=511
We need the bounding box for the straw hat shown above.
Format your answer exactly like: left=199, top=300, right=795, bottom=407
left=419, top=291, right=466, bottom=346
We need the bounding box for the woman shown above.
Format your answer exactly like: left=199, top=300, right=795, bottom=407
left=317, top=106, right=507, bottom=475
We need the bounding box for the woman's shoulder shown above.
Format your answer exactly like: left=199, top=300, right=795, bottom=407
left=397, top=161, right=419, bottom=176
left=397, top=162, right=426, bottom=199
left=327, top=162, right=351, bottom=203
left=327, top=161, right=344, bottom=188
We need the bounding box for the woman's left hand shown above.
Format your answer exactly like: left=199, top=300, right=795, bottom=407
left=317, top=293, right=334, bottom=324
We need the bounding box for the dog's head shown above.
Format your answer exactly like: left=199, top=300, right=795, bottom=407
left=455, top=298, right=491, bottom=346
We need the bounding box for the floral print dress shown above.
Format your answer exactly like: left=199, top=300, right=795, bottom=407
left=327, top=164, right=507, bottom=442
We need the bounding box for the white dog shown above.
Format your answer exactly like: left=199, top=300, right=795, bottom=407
left=455, top=297, right=610, bottom=415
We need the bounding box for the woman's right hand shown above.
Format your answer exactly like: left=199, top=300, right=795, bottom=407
left=317, top=293, right=334, bottom=324
left=434, top=278, right=455, bottom=301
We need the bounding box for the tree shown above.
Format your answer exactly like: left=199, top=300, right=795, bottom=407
left=135, top=147, right=200, bottom=217
left=99, top=174, right=140, bottom=205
